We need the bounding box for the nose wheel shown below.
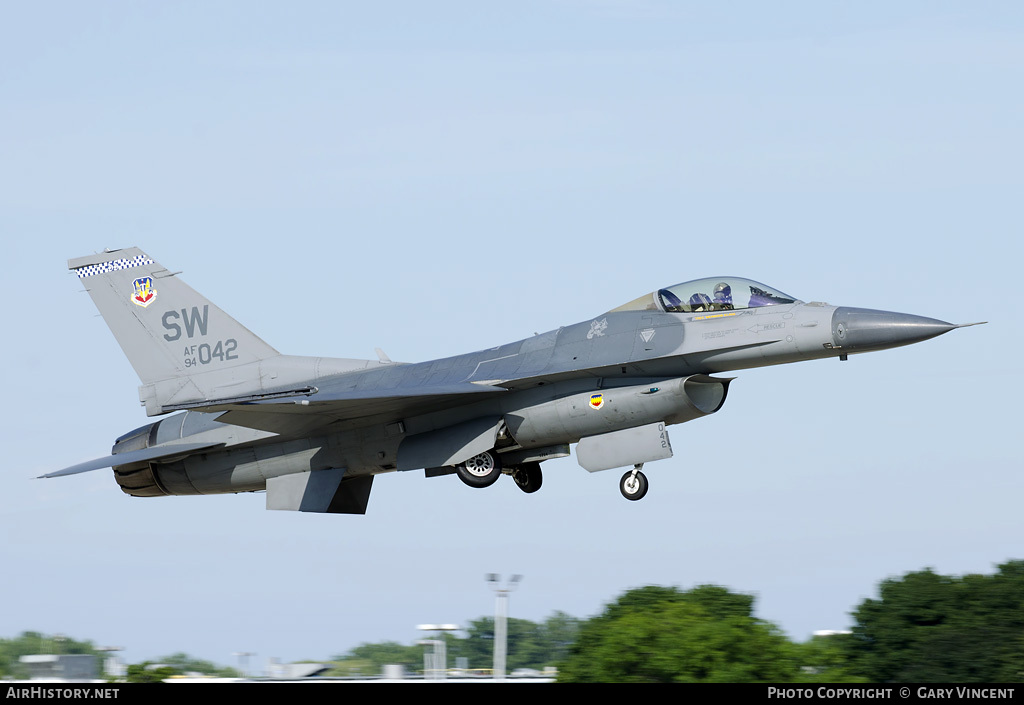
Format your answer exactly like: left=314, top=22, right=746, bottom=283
left=619, top=465, right=649, bottom=501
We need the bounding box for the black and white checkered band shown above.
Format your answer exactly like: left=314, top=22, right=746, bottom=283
left=74, top=255, right=154, bottom=279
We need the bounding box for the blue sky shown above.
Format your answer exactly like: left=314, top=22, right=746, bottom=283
left=2, top=2, right=1021, bottom=669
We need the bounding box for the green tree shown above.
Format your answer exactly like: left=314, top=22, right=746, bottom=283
left=456, top=616, right=548, bottom=671
left=844, top=560, right=1024, bottom=682
left=557, top=585, right=800, bottom=683
left=329, top=641, right=423, bottom=676
left=155, top=652, right=239, bottom=677
left=125, top=662, right=180, bottom=683
left=538, top=611, right=581, bottom=665
left=794, top=634, right=867, bottom=683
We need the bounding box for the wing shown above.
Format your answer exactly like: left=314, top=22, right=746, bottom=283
left=199, top=382, right=509, bottom=436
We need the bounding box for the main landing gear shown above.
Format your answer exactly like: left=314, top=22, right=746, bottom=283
left=511, top=462, right=542, bottom=494
left=619, top=464, right=649, bottom=501
left=455, top=453, right=543, bottom=494
left=455, top=451, right=502, bottom=489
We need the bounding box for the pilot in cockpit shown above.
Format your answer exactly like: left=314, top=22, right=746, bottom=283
left=713, top=282, right=734, bottom=310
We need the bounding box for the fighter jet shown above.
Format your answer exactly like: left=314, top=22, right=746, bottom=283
left=41, top=248, right=981, bottom=513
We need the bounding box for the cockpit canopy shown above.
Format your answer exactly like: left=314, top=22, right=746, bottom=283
left=609, top=277, right=800, bottom=314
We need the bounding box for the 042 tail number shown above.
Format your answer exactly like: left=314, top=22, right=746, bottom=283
left=183, top=340, right=238, bottom=367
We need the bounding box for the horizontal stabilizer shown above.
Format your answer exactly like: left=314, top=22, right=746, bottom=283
left=39, top=441, right=224, bottom=478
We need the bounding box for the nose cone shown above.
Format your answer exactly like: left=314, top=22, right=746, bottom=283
left=831, top=307, right=958, bottom=353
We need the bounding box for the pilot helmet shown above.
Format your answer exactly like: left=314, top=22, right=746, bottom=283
left=713, top=282, right=732, bottom=304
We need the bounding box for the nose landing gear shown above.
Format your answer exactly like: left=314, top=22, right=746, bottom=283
left=619, top=464, right=649, bottom=501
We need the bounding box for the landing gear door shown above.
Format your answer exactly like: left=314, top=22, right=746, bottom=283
left=576, top=422, right=672, bottom=473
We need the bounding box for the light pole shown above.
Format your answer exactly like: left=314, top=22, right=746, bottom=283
left=486, top=573, right=521, bottom=680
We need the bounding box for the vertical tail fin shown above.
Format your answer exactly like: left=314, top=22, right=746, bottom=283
left=70, top=248, right=281, bottom=413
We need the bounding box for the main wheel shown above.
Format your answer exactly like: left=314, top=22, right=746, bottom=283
left=619, top=470, right=649, bottom=501
left=456, top=451, right=502, bottom=488
left=512, top=462, right=543, bottom=494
